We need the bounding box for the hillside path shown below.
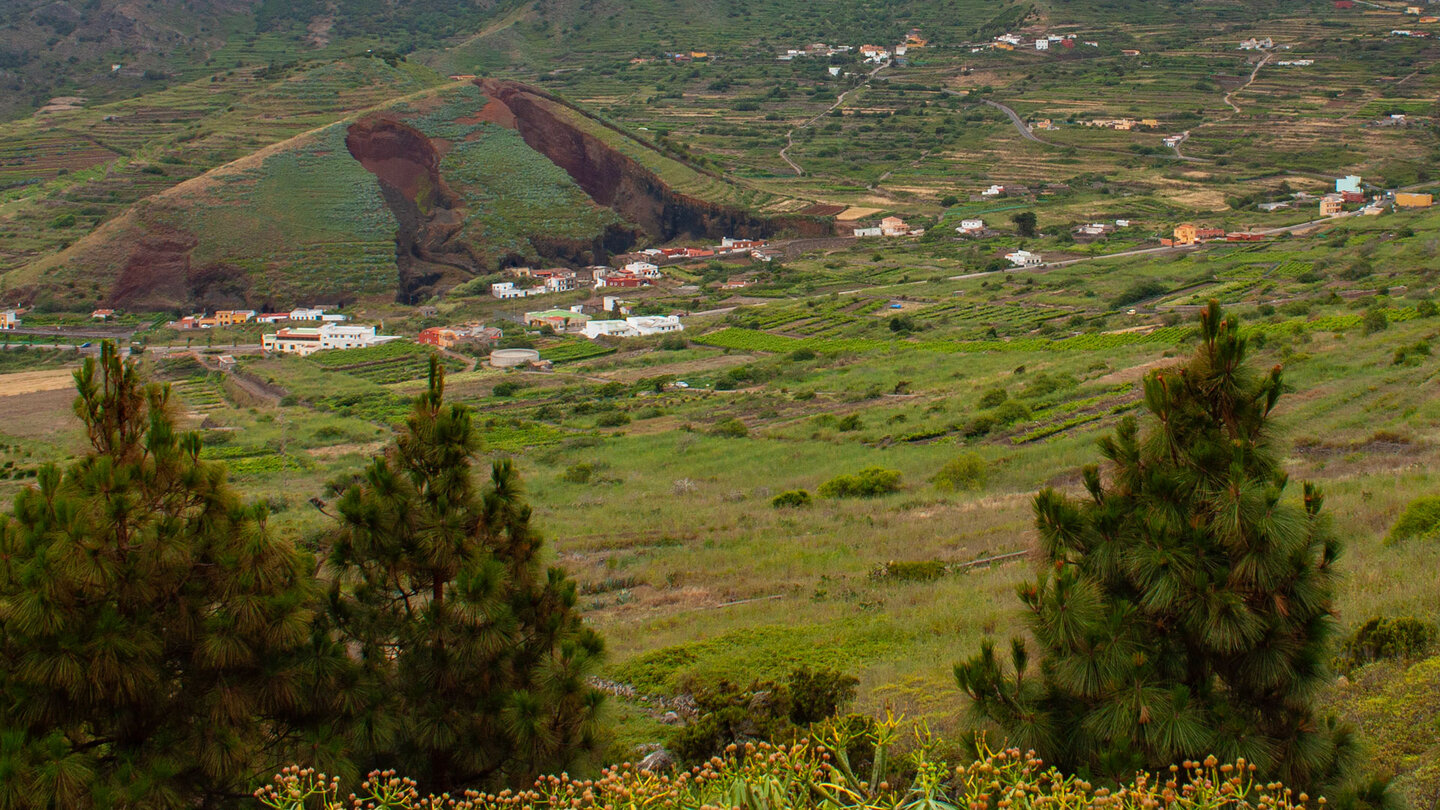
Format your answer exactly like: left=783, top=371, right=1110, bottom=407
left=779, top=62, right=888, bottom=176
left=1223, top=52, right=1272, bottom=114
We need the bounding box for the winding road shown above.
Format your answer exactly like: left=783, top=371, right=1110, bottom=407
left=973, top=95, right=1208, bottom=163
left=1223, top=52, right=1273, bottom=114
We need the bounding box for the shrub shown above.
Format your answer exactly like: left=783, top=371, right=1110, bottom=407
left=1362, top=308, right=1389, bottom=335
left=786, top=667, right=859, bottom=725
left=932, top=453, right=987, bottom=492
left=561, top=462, right=603, bottom=484
left=873, top=560, right=946, bottom=582
left=659, top=334, right=688, bottom=350
left=491, top=381, right=521, bottom=397
left=1417, top=299, right=1438, bottom=318
left=1337, top=616, right=1438, bottom=670
left=710, top=418, right=748, bottom=438
left=260, top=746, right=1311, bottom=810
left=836, top=414, right=863, bottom=432
left=818, top=467, right=902, bottom=498
left=1110, top=280, right=1166, bottom=309
left=1385, top=495, right=1440, bottom=544
left=50, top=212, right=76, bottom=228
left=789, top=348, right=817, bottom=361
left=771, top=489, right=812, bottom=508
left=977, top=387, right=1008, bottom=408
left=595, top=411, right=631, bottom=427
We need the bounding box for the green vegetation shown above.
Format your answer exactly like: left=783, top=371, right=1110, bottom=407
left=1385, top=496, right=1440, bottom=545
left=328, top=359, right=604, bottom=789
left=819, top=467, right=903, bottom=498
left=0, top=345, right=319, bottom=806
left=956, top=304, right=1350, bottom=789
left=259, top=744, right=1322, bottom=810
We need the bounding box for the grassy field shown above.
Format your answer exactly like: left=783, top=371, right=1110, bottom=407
left=2, top=0, right=1440, bottom=801
left=5, top=200, right=1439, bottom=799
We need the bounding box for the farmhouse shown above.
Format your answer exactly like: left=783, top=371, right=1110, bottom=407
left=956, top=218, right=986, bottom=234
left=1172, top=223, right=1200, bottom=245
left=0, top=310, right=19, bottom=330
left=853, top=227, right=882, bottom=237
left=524, top=309, right=591, bottom=331
left=1396, top=192, right=1434, bottom=208
left=261, top=324, right=401, bottom=357
left=91, top=309, right=115, bottom=320
left=880, top=216, right=910, bottom=236
left=1004, top=250, right=1043, bottom=267
left=418, top=327, right=459, bottom=349
left=1320, top=195, right=1343, bottom=216
left=532, top=268, right=579, bottom=292
left=215, top=310, right=255, bottom=326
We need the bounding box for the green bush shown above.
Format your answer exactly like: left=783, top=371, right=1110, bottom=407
left=491, top=381, right=521, bottom=397
left=873, top=560, right=946, bottom=582
left=932, top=453, right=987, bottom=492
left=771, top=489, right=812, bottom=508
left=50, top=212, right=76, bottom=229
left=836, top=414, right=863, bottom=432
left=1337, top=616, right=1438, bottom=670
left=561, top=462, right=603, bottom=484
left=1386, top=495, right=1440, bottom=544
left=818, top=467, right=902, bottom=498
left=786, top=666, right=859, bottom=725
left=710, top=418, right=748, bottom=438
left=595, top=411, right=631, bottom=427
left=977, top=388, right=1008, bottom=408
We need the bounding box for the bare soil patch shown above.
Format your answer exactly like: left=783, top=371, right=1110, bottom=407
left=0, top=369, right=76, bottom=395
left=0, top=388, right=80, bottom=437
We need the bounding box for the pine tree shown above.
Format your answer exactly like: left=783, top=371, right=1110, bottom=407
left=0, top=344, right=323, bottom=808
left=327, top=357, right=604, bottom=792
left=955, top=302, right=1353, bottom=787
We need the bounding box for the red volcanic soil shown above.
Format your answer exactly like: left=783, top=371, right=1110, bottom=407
left=109, top=227, right=199, bottom=308
left=475, top=78, right=833, bottom=242
left=345, top=117, right=442, bottom=200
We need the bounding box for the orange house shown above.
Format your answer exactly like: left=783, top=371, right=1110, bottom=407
left=1172, top=223, right=1199, bottom=245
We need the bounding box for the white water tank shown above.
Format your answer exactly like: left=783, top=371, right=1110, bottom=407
left=489, top=348, right=540, bottom=368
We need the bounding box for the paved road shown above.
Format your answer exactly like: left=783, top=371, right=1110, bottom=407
left=976, top=96, right=1207, bottom=163
left=982, top=99, right=1044, bottom=143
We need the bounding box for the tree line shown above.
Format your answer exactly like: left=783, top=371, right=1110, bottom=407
left=0, top=348, right=602, bottom=807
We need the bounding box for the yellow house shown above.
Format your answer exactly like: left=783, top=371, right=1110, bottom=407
left=1320, top=196, right=1343, bottom=216
left=1139, top=118, right=1160, bottom=128
left=1396, top=192, right=1433, bottom=208
left=690, top=51, right=708, bottom=59
left=993, top=41, right=1014, bottom=51
left=1173, top=223, right=1199, bottom=245
left=214, top=309, right=256, bottom=327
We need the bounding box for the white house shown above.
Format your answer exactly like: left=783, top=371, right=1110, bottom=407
left=1115, top=219, right=1132, bottom=227
left=602, top=296, right=635, bottom=315
left=582, top=316, right=684, bottom=340
left=957, top=219, right=985, bottom=233
left=1005, top=250, right=1043, bottom=267
left=1035, top=39, right=1049, bottom=50
left=0, top=310, right=18, bottom=330
left=853, top=227, right=882, bottom=237
left=828, top=66, right=842, bottom=76
left=622, top=261, right=661, bottom=276
left=628, top=315, right=684, bottom=335
left=262, top=324, right=402, bottom=357
left=288, top=308, right=326, bottom=321
left=320, top=313, right=348, bottom=322
left=583, top=320, right=640, bottom=339
left=981, top=184, right=1005, bottom=197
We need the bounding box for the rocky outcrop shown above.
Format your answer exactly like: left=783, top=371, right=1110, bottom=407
left=345, top=117, right=479, bottom=303
left=477, top=79, right=832, bottom=243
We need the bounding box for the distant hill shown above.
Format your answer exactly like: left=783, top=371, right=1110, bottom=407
left=6, top=79, right=819, bottom=311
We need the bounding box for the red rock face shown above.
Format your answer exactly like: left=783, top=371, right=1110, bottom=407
left=344, top=117, right=445, bottom=202
left=477, top=79, right=834, bottom=242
